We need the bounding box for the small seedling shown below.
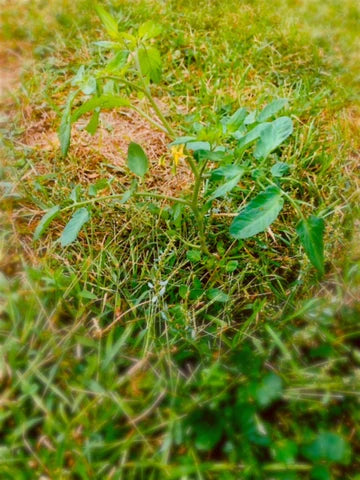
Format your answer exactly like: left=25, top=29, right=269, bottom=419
left=36, top=4, right=325, bottom=275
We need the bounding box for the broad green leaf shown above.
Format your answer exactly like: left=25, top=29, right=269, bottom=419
left=85, top=109, right=100, bottom=135
left=169, top=136, right=196, bottom=146
left=302, top=433, right=350, bottom=464
left=271, top=161, right=290, bottom=178
left=209, top=173, right=243, bottom=200
left=244, top=110, right=257, bottom=125
left=138, top=20, right=162, bottom=39
left=95, top=4, right=119, bottom=40
left=296, top=215, right=325, bottom=275
left=206, top=288, right=229, bottom=303
left=254, top=116, right=293, bottom=159
left=60, top=208, right=90, bottom=247
left=106, top=50, right=129, bottom=72
left=33, top=206, right=60, bottom=241
left=255, top=373, right=283, bottom=408
left=225, top=260, right=238, bottom=272
left=138, top=46, right=162, bottom=83
left=186, top=141, right=211, bottom=151
left=230, top=186, right=284, bottom=239
left=58, top=91, right=77, bottom=156
left=186, top=250, right=202, bottom=263
left=224, top=107, right=247, bottom=132
left=257, top=98, right=288, bottom=122
left=80, top=76, right=97, bottom=95
left=72, top=95, right=130, bottom=122
left=237, top=123, right=269, bottom=149
left=127, top=142, right=149, bottom=177
left=211, top=164, right=244, bottom=180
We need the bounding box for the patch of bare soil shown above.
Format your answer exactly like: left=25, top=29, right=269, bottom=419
left=22, top=106, right=193, bottom=196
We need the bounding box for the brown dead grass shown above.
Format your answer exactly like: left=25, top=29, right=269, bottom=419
left=21, top=106, right=193, bottom=196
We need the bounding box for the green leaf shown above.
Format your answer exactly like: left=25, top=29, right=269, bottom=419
left=211, top=164, right=244, bottom=180
left=230, top=186, right=284, bottom=239
left=72, top=95, right=130, bottom=122
left=225, top=260, right=238, bottom=272
left=60, top=208, right=90, bottom=247
left=209, top=173, right=243, bottom=200
left=138, top=46, right=162, bottom=83
left=186, top=141, right=211, bottom=151
left=169, top=136, right=196, bottom=146
left=206, top=288, right=229, bottom=303
left=138, top=20, right=162, bottom=40
left=257, top=98, right=288, bottom=122
left=237, top=123, right=269, bottom=149
left=119, top=179, right=137, bottom=204
left=58, top=92, right=76, bottom=156
left=271, top=161, right=290, bottom=178
left=105, top=50, right=129, bottom=72
left=254, top=116, right=293, bottom=160
left=88, top=178, right=108, bottom=196
left=296, top=215, right=325, bottom=275
left=302, top=433, right=350, bottom=464
left=33, top=206, right=60, bottom=241
left=186, top=250, right=202, bottom=263
left=85, top=109, right=100, bottom=135
left=95, top=4, right=119, bottom=40
left=224, top=107, right=247, bottom=132
left=255, top=373, right=283, bottom=407
left=127, top=142, right=149, bottom=177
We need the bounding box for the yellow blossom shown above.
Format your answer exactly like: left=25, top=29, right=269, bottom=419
left=170, top=144, right=185, bottom=167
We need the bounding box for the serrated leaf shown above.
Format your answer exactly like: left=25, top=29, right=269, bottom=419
left=257, top=98, right=288, bottom=122
left=60, top=208, right=90, bottom=247
left=230, top=186, right=284, bottom=239
left=138, top=46, right=162, bottom=83
left=127, top=142, right=149, bottom=177
left=138, top=20, right=162, bottom=39
left=209, top=173, right=243, bottom=200
left=296, top=215, right=325, bottom=275
left=72, top=95, right=130, bottom=122
left=34, top=206, right=60, bottom=241
left=95, top=4, right=119, bottom=40
left=254, top=116, right=293, bottom=160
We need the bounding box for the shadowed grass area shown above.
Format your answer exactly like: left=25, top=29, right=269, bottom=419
left=1, top=0, right=359, bottom=478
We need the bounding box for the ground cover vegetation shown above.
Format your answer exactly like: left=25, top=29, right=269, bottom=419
left=0, top=0, right=359, bottom=478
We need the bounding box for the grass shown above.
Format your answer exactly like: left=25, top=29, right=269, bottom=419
left=1, top=0, right=360, bottom=478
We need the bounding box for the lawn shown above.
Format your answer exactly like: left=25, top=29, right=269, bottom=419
left=0, top=0, right=360, bottom=478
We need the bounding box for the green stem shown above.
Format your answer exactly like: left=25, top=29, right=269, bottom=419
left=130, top=105, right=169, bottom=134
left=61, top=191, right=190, bottom=212
left=134, top=50, right=175, bottom=138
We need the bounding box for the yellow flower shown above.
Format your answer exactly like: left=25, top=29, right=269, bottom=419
left=170, top=144, right=185, bottom=167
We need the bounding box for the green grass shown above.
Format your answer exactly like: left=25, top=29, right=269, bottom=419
left=1, top=0, right=360, bottom=478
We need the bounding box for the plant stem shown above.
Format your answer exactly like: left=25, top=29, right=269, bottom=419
left=60, top=191, right=190, bottom=212
left=134, top=50, right=175, bottom=138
